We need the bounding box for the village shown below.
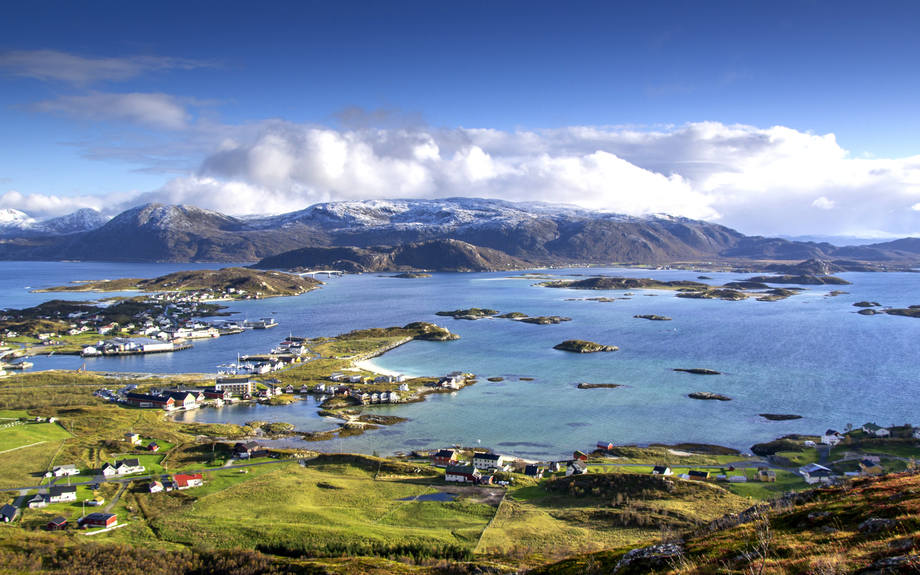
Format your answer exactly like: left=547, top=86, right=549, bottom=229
left=3, top=401, right=918, bottom=537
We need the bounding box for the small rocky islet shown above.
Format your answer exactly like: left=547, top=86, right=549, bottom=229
left=759, top=413, right=803, bottom=421
left=672, top=368, right=722, bottom=375
left=576, top=382, right=623, bottom=389
left=435, top=308, right=571, bottom=324
left=688, top=392, right=732, bottom=401
left=634, top=314, right=671, bottom=321
left=553, top=340, right=618, bottom=353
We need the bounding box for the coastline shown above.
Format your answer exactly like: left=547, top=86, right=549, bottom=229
left=353, top=358, right=405, bottom=377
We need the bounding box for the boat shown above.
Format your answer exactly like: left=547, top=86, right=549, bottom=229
left=243, top=318, right=278, bottom=329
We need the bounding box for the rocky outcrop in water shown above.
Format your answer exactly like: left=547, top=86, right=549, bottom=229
left=554, top=340, right=618, bottom=353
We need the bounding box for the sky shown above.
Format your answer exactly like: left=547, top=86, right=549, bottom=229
left=1, top=0, right=920, bottom=239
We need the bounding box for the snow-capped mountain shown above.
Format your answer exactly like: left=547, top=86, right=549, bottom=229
left=0, top=207, right=106, bottom=237
left=0, top=197, right=916, bottom=265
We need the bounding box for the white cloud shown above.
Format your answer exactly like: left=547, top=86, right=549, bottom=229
left=5, top=119, right=920, bottom=237
left=0, top=49, right=219, bottom=86
left=0, top=189, right=133, bottom=219
left=30, top=92, right=196, bottom=131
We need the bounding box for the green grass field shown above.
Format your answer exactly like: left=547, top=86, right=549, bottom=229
left=0, top=441, right=66, bottom=488
left=0, top=421, right=72, bottom=452
left=111, top=460, right=495, bottom=552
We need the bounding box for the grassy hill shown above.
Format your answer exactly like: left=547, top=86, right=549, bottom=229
left=34, top=267, right=321, bottom=296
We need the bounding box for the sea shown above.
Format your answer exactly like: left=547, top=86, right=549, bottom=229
left=2, top=261, right=918, bottom=460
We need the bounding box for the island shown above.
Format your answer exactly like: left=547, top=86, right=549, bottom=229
left=517, top=316, right=571, bottom=324
left=390, top=272, right=432, bottom=278
left=553, top=340, right=618, bottom=353
left=576, top=383, right=622, bottom=389
left=33, top=267, right=322, bottom=297
left=744, top=274, right=852, bottom=285
left=688, top=392, right=732, bottom=401
left=634, top=315, right=671, bottom=321
left=435, top=308, right=499, bottom=319
left=541, top=277, right=709, bottom=290
left=672, top=368, right=722, bottom=375
left=759, top=413, right=803, bottom=421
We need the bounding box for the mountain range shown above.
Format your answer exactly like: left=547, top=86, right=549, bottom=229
left=1, top=198, right=919, bottom=269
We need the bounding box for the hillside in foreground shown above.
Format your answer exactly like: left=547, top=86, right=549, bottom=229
left=531, top=471, right=920, bottom=575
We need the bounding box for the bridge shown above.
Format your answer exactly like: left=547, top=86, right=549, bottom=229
left=296, top=270, right=345, bottom=278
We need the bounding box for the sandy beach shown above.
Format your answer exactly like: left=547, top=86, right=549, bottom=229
left=353, top=359, right=404, bottom=377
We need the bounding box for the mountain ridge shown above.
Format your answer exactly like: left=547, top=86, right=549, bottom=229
left=0, top=198, right=917, bottom=267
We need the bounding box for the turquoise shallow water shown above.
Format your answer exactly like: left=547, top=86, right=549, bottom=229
left=3, top=262, right=918, bottom=459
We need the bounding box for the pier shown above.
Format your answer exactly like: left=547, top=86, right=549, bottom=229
left=296, top=270, right=345, bottom=278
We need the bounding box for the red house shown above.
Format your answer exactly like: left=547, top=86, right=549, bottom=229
left=573, top=450, right=588, bottom=462
left=79, top=512, right=117, bottom=528
left=430, top=449, right=458, bottom=467
left=46, top=516, right=67, bottom=531
left=147, top=441, right=160, bottom=452
left=597, top=442, right=613, bottom=451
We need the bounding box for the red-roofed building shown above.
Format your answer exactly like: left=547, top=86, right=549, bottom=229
left=174, top=473, right=204, bottom=490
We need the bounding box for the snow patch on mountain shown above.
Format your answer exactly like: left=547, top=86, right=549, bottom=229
left=0, top=207, right=105, bottom=237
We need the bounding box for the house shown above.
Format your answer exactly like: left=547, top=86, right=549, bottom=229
left=566, top=460, right=588, bottom=476
left=27, top=494, right=48, bottom=509
left=161, top=391, right=201, bottom=410
left=147, top=441, right=160, bottom=452
left=48, top=485, right=77, bottom=503
left=914, top=429, right=920, bottom=439
left=46, top=517, right=67, bottom=531
left=101, top=458, right=145, bottom=476
left=799, top=463, right=835, bottom=484
left=523, top=464, right=544, bottom=479
left=284, top=384, right=295, bottom=393
left=125, top=392, right=175, bottom=410
left=472, top=452, right=504, bottom=470
left=859, top=459, right=884, bottom=475
left=1, top=504, right=18, bottom=523
left=651, top=466, right=672, bottom=476
left=687, top=471, right=710, bottom=481
left=214, top=377, right=254, bottom=395
left=149, top=481, right=164, bottom=493
left=399, top=383, right=410, bottom=392
left=757, top=469, right=777, bottom=482
left=313, top=383, right=326, bottom=393
left=431, top=449, right=458, bottom=467
left=79, top=512, right=117, bottom=528
left=597, top=442, right=613, bottom=451
left=821, top=431, right=842, bottom=446
left=729, top=475, right=747, bottom=483
left=48, top=464, right=79, bottom=477
left=202, top=387, right=232, bottom=400
left=299, top=384, right=311, bottom=393
left=573, top=451, right=588, bottom=462
left=861, top=423, right=890, bottom=437
left=174, top=473, right=204, bottom=489
left=445, top=465, right=481, bottom=483
left=233, top=441, right=267, bottom=459
left=548, top=462, right=561, bottom=473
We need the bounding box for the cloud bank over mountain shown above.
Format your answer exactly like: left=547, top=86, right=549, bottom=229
left=3, top=118, right=920, bottom=237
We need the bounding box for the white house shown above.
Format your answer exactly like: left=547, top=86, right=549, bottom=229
left=799, top=463, right=835, bottom=484
left=48, top=464, right=79, bottom=477
left=398, top=383, right=410, bottom=392
left=48, top=485, right=77, bottom=503
left=472, top=452, right=504, bottom=470
left=651, top=466, right=672, bottom=476
left=101, top=458, right=145, bottom=476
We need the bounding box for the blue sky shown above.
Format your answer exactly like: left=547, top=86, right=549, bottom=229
left=2, top=1, right=920, bottom=238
